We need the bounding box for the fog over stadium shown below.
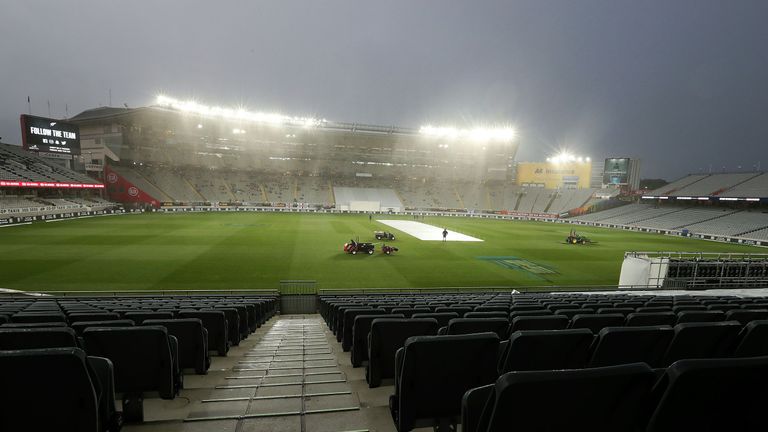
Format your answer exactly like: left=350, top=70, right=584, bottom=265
left=1, top=0, right=768, bottom=179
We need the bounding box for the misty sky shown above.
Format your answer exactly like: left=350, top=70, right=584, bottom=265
left=1, top=0, right=767, bottom=179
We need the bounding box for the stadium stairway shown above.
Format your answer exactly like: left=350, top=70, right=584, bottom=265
left=122, top=314, right=389, bottom=432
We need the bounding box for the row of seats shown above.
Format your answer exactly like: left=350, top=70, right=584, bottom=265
left=360, top=315, right=768, bottom=387
left=461, top=356, right=768, bottom=432
left=388, top=332, right=768, bottom=432
left=0, top=295, right=277, bottom=428
left=0, top=296, right=277, bottom=356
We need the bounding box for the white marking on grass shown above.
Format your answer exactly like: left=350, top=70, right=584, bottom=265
left=378, top=220, right=483, bottom=242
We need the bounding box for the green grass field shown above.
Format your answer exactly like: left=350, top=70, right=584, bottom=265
left=0, top=212, right=763, bottom=292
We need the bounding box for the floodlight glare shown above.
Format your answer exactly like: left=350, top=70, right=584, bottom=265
left=155, top=95, right=326, bottom=128
left=548, top=151, right=591, bottom=164
left=419, top=125, right=516, bottom=142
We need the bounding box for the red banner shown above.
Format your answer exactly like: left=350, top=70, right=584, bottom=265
left=104, top=165, right=160, bottom=207
left=0, top=180, right=104, bottom=188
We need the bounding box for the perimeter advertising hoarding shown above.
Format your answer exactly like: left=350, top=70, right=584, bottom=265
left=20, top=114, right=81, bottom=155
left=516, top=161, right=592, bottom=188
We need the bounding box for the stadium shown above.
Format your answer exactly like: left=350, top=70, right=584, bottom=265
left=3, top=2, right=768, bottom=430
left=3, top=93, right=768, bottom=431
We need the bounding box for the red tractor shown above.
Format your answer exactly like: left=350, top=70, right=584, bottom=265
left=343, top=240, right=375, bottom=255
left=381, top=244, right=399, bottom=255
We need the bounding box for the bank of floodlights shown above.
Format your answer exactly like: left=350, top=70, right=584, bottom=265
left=155, top=95, right=326, bottom=128
left=419, top=125, right=516, bottom=142
left=546, top=152, right=591, bottom=164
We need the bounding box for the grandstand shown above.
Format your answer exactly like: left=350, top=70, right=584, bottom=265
left=62, top=101, right=601, bottom=216
left=5, top=290, right=768, bottom=431
left=0, top=143, right=99, bottom=185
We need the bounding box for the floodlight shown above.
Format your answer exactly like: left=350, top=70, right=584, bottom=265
left=155, top=95, right=326, bottom=128
left=419, top=125, right=516, bottom=142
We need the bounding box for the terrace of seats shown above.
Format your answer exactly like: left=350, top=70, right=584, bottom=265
left=650, top=172, right=768, bottom=198
left=0, top=143, right=100, bottom=184
left=5, top=290, right=768, bottom=431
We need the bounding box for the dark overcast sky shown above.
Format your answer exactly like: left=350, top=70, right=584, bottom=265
left=1, top=0, right=767, bottom=179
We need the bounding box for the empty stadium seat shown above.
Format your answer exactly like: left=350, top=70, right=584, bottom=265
left=463, top=363, right=656, bottom=432
left=500, top=329, right=594, bottom=373
left=83, top=326, right=177, bottom=422
left=351, top=314, right=405, bottom=367
left=68, top=312, right=122, bottom=323
left=733, top=320, right=768, bottom=357
left=464, top=311, right=509, bottom=320
left=11, top=312, right=67, bottom=323
left=554, top=308, right=595, bottom=319
left=0, top=348, right=100, bottom=432
left=390, top=333, right=500, bottom=432
left=569, top=313, right=625, bottom=333
left=588, top=326, right=674, bottom=368
left=411, top=312, right=460, bottom=328
left=178, top=310, right=229, bottom=356
left=143, top=318, right=210, bottom=374
left=124, top=311, right=174, bottom=325
left=341, top=308, right=385, bottom=351
left=663, top=321, right=742, bottom=366
left=675, top=310, right=726, bottom=324
left=625, top=312, right=677, bottom=327
left=725, top=309, right=768, bottom=326
left=0, top=327, right=79, bottom=350
left=443, top=318, right=509, bottom=339
left=367, top=318, right=439, bottom=387
left=646, top=356, right=768, bottom=432
left=510, top=315, right=569, bottom=332
left=210, top=307, right=241, bottom=347
left=71, top=319, right=134, bottom=335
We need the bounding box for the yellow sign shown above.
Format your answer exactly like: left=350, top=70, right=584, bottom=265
left=516, top=162, right=592, bottom=188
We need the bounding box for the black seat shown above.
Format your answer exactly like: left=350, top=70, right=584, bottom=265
left=569, top=313, right=625, bottom=333
left=221, top=304, right=251, bottom=340
left=725, top=309, right=768, bottom=326
left=341, top=308, right=384, bottom=351
left=646, top=356, right=768, bottom=432
left=11, top=312, right=67, bottom=324
left=445, top=318, right=509, bottom=339
left=733, top=320, right=768, bottom=357
left=143, top=318, right=210, bottom=374
left=596, top=307, right=635, bottom=316
left=71, top=319, right=134, bottom=335
left=554, top=308, right=595, bottom=319
left=474, top=306, right=509, bottom=313
left=390, top=333, right=500, bottom=432
left=588, top=326, right=674, bottom=368
left=351, top=314, right=405, bottom=367
left=83, top=326, right=176, bottom=422
left=1, top=321, right=68, bottom=328
left=675, top=310, right=726, bottom=324
left=500, top=329, right=594, bottom=373
left=465, top=363, right=655, bottom=432
left=0, top=327, right=79, bottom=349
left=508, top=310, right=552, bottom=321
left=0, top=348, right=100, bottom=432
left=412, top=312, right=460, bottom=328
left=434, top=306, right=473, bottom=316
left=210, top=307, right=241, bottom=347
left=464, top=312, right=508, bottom=320
left=510, top=315, right=568, bottom=332
left=123, top=311, right=174, bottom=325
left=625, top=312, right=677, bottom=327
left=367, top=318, right=439, bottom=387
left=68, top=312, right=122, bottom=323
left=178, top=310, right=229, bottom=356
left=662, top=321, right=742, bottom=367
